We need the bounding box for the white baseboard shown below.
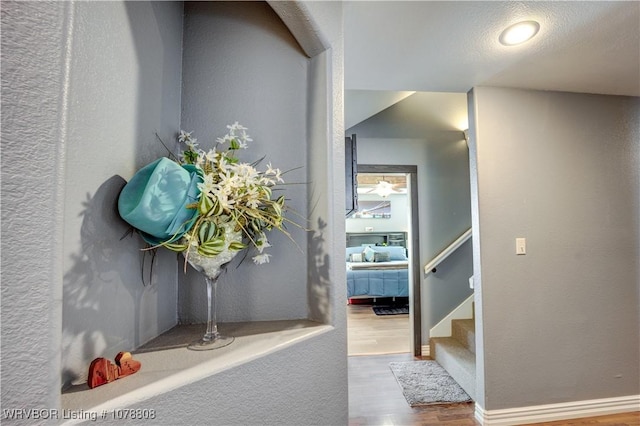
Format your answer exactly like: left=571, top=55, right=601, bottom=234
left=421, top=345, right=430, bottom=357
left=475, top=395, right=640, bottom=425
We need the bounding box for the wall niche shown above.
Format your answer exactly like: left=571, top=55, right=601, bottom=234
left=61, top=0, right=334, bottom=411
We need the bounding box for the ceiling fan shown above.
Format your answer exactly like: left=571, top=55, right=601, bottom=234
left=366, top=176, right=402, bottom=198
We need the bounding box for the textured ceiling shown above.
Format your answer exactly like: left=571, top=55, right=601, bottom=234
left=344, top=1, right=640, bottom=129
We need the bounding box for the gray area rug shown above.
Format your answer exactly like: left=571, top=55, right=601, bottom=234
left=389, top=360, right=472, bottom=406
left=372, top=305, right=409, bottom=315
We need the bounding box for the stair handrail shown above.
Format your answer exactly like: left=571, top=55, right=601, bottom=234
left=424, top=228, right=472, bottom=275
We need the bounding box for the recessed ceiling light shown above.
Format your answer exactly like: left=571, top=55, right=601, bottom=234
left=499, top=20, right=540, bottom=46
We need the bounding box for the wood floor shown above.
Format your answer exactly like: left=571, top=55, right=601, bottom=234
left=349, top=352, right=478, bottom=425
left=346, top=304, right=640, bottom=426
left=347, top=302, right=410, bottom=356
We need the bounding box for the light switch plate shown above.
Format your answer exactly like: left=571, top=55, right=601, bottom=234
left=516, top=237, right=526, bottom=255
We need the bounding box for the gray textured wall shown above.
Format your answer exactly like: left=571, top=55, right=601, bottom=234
left=469, top=86, right=640, bottom=410
left=1, top=1, right=347, bottom=423
left=2, top=0, right=70, bottom=412
left=106, top=330, right=347, bottom=426
left=2, top=0, right=188, bottom=398
left=348, top=94, right=473, bottom=339
left=59, top=0, right=184, bottom=390
left=178, top=1, right=309, bottom=324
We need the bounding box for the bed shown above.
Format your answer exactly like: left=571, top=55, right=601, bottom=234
left=346, top=245, right=409, bottom=299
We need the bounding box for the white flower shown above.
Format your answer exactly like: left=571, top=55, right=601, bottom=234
left=232, top=163, right=259, bottom=180
left=265, top=162, right=284, bottom=183
left=165, top=123, right=294, bottom=264
left=204, top=149, right=217, bottom=163
left=227, top=121, right=248, bottom=132
left=185, top=138, right=198, bottom=151
left=252, top=253, right=271, bottom=265
left=255, top=234, right=271, bottom=253
left=218, top=168, right=240, bottom=190
left=239, top=130, right=252, bottom=145
left=197, top=173, right=216, bottom=195
left=266, top=162, right=276, bottom=174
left=216, top=134, right=232, bottom=145
left=246, top=196, right=261, bottom=209
left=216, top=123, right=252, bottom=150
left=235, top=138, right=248, bottom=149
left=178, top=130, right=193, bottom=143
left=194, top=150, right=205, bottom=168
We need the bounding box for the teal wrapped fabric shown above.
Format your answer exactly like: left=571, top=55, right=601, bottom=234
left=118, top=157, right=202, bottom=244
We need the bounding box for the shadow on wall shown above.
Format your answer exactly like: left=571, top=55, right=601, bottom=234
left=61, top=176, right=176, bottom=390
left=308, top=216, right=331, bottom=324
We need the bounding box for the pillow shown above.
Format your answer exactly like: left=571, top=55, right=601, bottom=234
left=373, top=251, right=391, bottom=262
left=349, top=252, right=363, bottom=262
left=363, top=246, right=376, bottom=262
left=346, top=246, right=364, bottom=261
left=374, top=246, right=408, bottom=261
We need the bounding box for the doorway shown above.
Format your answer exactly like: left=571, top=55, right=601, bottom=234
left=346, top=164, right=421, bottom=356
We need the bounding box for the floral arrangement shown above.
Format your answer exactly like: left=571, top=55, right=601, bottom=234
left=118, top=122, right=294, bottom=266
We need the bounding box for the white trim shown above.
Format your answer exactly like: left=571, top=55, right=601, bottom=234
left=430, top=294, right=474, bottom=338
left=421, top=344, right=430, bottom=357
left=475, top=395, right=640, bottom=425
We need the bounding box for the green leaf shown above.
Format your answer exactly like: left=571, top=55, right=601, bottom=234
left=262, top=186, right=272, bottom=199
left=183, top=150, right=198, bottom=164
left=272, top=202, right=282, bottom=217
left=198, top=223, right=207, bottom=243
left=199, top=194, right=213, bottom=214
left=198, top=239, right=225, bottom=256
left=202, top=239, right=225, bottom=250
left=228, top=241, right=246, bottom=251
left=162, top=242, right=188, bottom=252
left=198, top=222, right=216, bottom=242
left=207, top=198, right=223, bottom=217
left=198, top=245, right=222, bottom=256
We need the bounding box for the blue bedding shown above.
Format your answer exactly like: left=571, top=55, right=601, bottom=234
left=346, top=246, right=409, bottom=298
left=347, top=268, right=409, bottom=298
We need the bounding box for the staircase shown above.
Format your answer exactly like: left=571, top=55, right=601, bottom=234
left=430, top=316, right=476, bottom=400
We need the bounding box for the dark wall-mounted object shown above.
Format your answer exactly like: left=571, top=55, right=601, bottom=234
left=345, top=134, right=358, bottom=217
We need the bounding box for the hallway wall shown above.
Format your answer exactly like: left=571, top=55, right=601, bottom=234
left=469, top=86, right=640, bottom=410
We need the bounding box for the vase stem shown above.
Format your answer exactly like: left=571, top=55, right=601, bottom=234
left=204, top=276, right=219, bottom=341
left=187, top=268, right=235, bottom=351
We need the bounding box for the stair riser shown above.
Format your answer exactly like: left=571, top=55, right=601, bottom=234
left=451, top=319, right=475, bottom=354
left=431, top=339, right=476, bottom=400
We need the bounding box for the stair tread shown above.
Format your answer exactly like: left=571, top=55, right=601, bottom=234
left=431, top=337, right=476, bottom=371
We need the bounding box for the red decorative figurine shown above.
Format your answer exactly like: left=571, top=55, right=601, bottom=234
left=87, top=352, right=141, bottom=389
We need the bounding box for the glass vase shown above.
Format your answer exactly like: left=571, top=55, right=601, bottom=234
left=183, top=225, right=241, bottom=351
left=187, top=267, right=234, bottom=351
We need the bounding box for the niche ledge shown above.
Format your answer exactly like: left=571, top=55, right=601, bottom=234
left=61, top=320, right=331, bottom=421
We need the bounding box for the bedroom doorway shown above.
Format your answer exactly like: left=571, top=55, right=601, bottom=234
left=346, top=165, right=421, bottom=357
